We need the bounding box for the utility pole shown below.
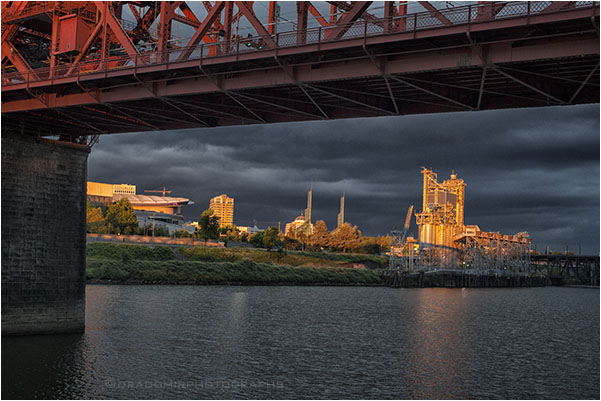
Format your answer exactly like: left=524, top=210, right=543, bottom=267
left=152, top=213, right=156, bottom=237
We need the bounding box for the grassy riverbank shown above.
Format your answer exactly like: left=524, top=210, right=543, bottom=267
left=86, top=243, right=385, bottom=285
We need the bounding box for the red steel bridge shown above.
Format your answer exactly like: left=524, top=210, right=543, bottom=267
left=1, top=1, right=599, bottom=336
left=1, top=1, right=600, bottom=139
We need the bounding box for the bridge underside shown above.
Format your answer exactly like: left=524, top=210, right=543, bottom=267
left=2, top=10, right=599, bottom=136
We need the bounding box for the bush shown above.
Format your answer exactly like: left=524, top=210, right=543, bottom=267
left=86, top=258, right=383, bottom=285
left=87, top=243, right=174, bottom=261
left=87, top=243, right=387, bottom=268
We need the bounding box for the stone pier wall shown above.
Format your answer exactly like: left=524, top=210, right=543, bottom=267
left=1, top=132, right=89, bottom=335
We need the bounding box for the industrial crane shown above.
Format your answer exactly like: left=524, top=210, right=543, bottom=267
left=389, top=204, right=414, bottom=270
left=391, top=205, right=413, bottom=243
left=144, top=187, right=172, bottom=197
left=401, top=205, right=413, bottom=243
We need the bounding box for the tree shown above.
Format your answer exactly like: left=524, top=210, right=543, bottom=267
left=222, top=225, right=242, bottom=242
left=86, top=200, right=105, bottom=233
left=174, top=229, right=193, bottom=238
left=263, top=227, right=282, bottom=250
left=153, top=226, right=170, bottom=237
left=250, top=231, right=264, bottom=248
left=331, top=223, right=361, bottom=253
left=377, top=235, right=392, bottom=251
left=358, top=237, right=381, bottom=254
left=283, top=236, right=302, bottom=250
left=198, top=209, right=220, bottom=241
left=309, top=220, right=330, bottom=250
left=104, top=198, right=139, bottom=235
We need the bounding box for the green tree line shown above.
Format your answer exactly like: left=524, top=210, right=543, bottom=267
left=88, top=203, right=391, bottom=254
left=87, top=199, right=140, bottom=235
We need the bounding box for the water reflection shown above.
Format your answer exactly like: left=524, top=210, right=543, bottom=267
left=405, top=289, right=471, bottom=399
left=2, top=286, right=599, bottom=399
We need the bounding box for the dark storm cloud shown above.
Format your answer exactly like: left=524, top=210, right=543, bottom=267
left=88, top=104, right=600, bottom=254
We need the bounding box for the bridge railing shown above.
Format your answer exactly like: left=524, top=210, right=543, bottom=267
left=2, top=1, right=597, bottom=87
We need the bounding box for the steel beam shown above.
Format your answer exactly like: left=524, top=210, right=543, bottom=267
left=308, top=3, right=331, bottom=27
left=3, top=35, right=598, bottom=113
left=232, top=91, right=325, bottom=119
left=304, top=84, right=395, bottom=115
left=388, top=76, right=475, bottom=110
left=327, top=1, right=383, bottom=28
left=492, top=67, right=567, bottom=104
left=236, top=2, right=276, bottom=47
left=297, top=2, right=309, bottom=45
left=1, top=40, right=38, bottom=80
left=177, top=2, right=225, bottom=61
left=274, top=56, right=329, bottom=119
left=569, top=61, right=600, bottom=103
left=323, top=2, right=372, bottom=41
left=168, top=98, right=263, bottom=123
left=159, top=97, right=210, bottom=127
left=477, top=66, right=487, bottom=110
left=418, top=2, right=452, bottom=26
left=97, top=1, right=143, bottom=62
left=543, top=1, right=577, bottom=13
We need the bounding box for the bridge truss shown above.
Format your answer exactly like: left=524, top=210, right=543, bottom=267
left=531, top=254, right=600, bottom=285
left=1, top=1, right=600, bottom=139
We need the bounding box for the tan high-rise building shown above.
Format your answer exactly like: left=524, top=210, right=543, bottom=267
left=209, top=194, right=234, bottom=228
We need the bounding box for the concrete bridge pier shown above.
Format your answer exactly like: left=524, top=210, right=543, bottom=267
left=1, top=131, right=89, bottom=336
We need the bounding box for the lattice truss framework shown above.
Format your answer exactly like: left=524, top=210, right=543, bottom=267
left=1, top=1, right=599, bottom=138
left=0, top=1, right=415, bottom=79
left=390, top=237, right=531, bottom=274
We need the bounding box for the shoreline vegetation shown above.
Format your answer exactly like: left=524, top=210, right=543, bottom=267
left=86, top=243, right=387, bottom=286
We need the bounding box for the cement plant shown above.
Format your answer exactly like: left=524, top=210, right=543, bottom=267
left=390, top=168, right=531, bottom=276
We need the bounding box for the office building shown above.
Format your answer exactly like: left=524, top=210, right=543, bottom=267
left=209, top=194, right=234, bottom=228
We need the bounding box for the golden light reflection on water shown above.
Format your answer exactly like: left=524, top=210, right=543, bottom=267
left=404, top=288, right=473, bottom=399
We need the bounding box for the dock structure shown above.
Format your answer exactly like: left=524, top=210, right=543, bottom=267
left=382, top=269, right=547, bottom=288
left=384, top=255, right=600, bottom=288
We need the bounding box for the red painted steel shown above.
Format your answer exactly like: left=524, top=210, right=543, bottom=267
left=1, top=1, right=599, bottom=137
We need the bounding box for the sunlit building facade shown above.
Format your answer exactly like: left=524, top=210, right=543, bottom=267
left=415, top=168, right=465, bottom=249
left=86, top=181, right=194, bottom=234
left=87, top=181, right=137, bottom=205
left=209, top=194, right=234, bottom=228
left=393, top=168, right=531, bottom=272
left=285, top=214, right=308, bottom=237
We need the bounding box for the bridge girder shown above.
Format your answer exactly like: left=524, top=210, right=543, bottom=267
left=1, top=1, right=599, bottom=136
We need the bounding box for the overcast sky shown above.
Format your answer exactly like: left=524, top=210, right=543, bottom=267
left=88, top=104, right=600, bottom=254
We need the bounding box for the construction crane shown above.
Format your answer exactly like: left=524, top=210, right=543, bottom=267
left=401, top=205, right=413, bottom=242
left=389, top=205, right=414, bottom=270
left=144, top=187, right=172, bottom=197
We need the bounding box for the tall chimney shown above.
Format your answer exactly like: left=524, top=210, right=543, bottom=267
left=305, top=187, right=312, bottom=224
left=337, top=193, right=345, bottom=228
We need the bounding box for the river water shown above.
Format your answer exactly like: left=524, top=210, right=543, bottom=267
left=2, top=285, right=599, bottom=399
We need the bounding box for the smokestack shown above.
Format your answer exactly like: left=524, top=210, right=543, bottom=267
left=337, top=193, right=345, bottom=228
left=305, top=187, right=312, bottom=224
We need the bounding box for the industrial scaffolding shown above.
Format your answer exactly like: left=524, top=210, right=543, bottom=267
left=390, top=168, right=531, bottom=274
